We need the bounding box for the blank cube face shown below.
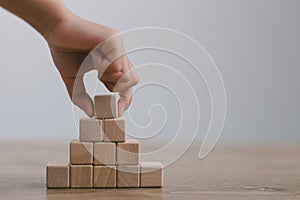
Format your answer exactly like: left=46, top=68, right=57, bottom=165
left=94, top=95, right=118, bottom=119
left=70, top=165, right=93, bottom=188
left=140, top=162, right=163, bottom=188
left=117, top=165, right=140, bottom=188
left=46, top=164, right=69, bottom=188
left=70, top=140, right=93, bottom=165
left=117, top=139, right=139, bottom=165
left=94, top=166, right=116, bottom=188
left=94, top=142, right=116, bottom=165
left=79, top=118, right=103, bottom=142
left=104, top=118, right=125, bottom=142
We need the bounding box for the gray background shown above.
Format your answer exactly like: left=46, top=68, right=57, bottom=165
left=0, top=0, right=299, bottom=143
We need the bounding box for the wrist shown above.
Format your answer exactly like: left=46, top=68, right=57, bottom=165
left=0, top=0, right=71, bottom=40
left=37, top=3, right=71, bottom=40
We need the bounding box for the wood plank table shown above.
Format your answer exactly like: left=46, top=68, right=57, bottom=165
left=0, top=141, right=299, bottom=200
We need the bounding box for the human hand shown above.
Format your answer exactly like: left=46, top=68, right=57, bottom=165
left=45, top=13, right=139, bottom=117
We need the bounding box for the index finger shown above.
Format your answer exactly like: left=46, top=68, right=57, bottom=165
left=118, top=88, right=133, bottom=116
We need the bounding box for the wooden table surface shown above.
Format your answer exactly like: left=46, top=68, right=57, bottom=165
left=0, top=141, right=299, bottom=200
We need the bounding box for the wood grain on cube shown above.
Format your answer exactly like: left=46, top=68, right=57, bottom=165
left=70, top=140, right=93, bottom=165
left=103, top=118, right=125, bottom=142
left=94, top=166, right=116, bottom=188
left=117, top=165, right=140, bottom=188
left=94, top=142, right=116, bottom=165
left=79, top=118, right=103, bottom=142
left=117, top=139, right=139, bottom=165
left=70, top=165, right=93, bottom=188
left=140, top=162, right=163, bottom=188
left=46, top=164, right=69, bottom=188
left=94, top=95, right=118, bottom=119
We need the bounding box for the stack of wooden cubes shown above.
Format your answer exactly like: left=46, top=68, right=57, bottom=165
left=46, top=94, right=163, bottom=188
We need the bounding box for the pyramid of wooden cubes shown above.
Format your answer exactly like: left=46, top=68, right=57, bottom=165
left=46, top=94, right=163, bottom=189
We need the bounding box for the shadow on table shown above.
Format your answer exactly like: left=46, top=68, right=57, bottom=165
left=46, top=188, right=163, bottom=200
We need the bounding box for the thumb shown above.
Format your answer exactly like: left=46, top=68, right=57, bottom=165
left=72, top=93, right=94, bottom=117
left=62, top=75, right=94, bottom=117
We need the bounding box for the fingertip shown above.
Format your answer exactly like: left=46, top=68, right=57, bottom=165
left=118, top=100, right=125, bottom=116
left=73, top=93, right=95, bottom=118
left=84, top=105, right=95, bottom=118
left=84, top=99, right=95, bottom=118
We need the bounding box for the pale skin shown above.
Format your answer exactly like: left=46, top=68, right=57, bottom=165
left=0, top=0, right=139, bottom=117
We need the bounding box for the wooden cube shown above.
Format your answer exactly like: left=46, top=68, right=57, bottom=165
left=103, top=118, right=125, bottom=142
left=140, top=162, right=163, bottom=188
left=117, top=165, right=140, bottom=188
left=70, top=165, right=93, bottom=188
left=70, top=140, right=93, bottom=165
left=94, top=166, right=116, bottom=188
left=94, top=142, right=116, bottom=165
left=46, top=164, right=69, bottom=188
left=94, top=94, right=118, bottom=119
left=79, top=118, right=103, bottom=142
left=117, top=139, right=139, bottom=165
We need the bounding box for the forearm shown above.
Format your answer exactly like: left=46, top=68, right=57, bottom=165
left=0, top=0, right=69, bottom=38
